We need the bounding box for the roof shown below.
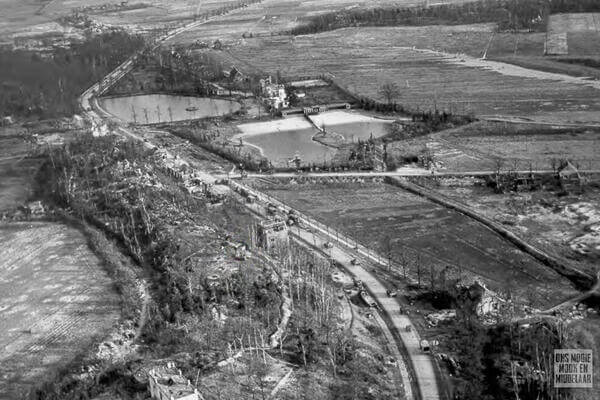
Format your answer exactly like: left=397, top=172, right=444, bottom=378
left=208, top=184, right=230, bottom=196
left=558, top=160, right=581, bottom=177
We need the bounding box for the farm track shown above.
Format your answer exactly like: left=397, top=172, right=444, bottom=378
left=386, top=177, right=597, bottom=291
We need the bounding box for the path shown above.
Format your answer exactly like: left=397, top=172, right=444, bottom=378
left=540, top=270, right=600, bottom=315
left=291, top=224, right=438, bottom=400
left=219, top=168, right=600, bottom=180
left=409, top=46, right=600, bottom=91
left=386, top=177, right=596, bottom=291
left=233, top=180, right=438, bottom=400
left=134, top=281, right=150, bottom=341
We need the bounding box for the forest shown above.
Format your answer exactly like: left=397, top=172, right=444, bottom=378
left=0, top=31, right=145, bottom=119
left=289, top=0, right=600, bottom=36
left=30, top=135, right=397, bottom=399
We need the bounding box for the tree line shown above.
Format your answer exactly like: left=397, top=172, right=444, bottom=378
left=0, top=31, right=145, bottom=119
left=289, top=0, right=600, bottom=36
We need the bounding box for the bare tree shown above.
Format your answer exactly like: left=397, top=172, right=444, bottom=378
left=415, top=254, right=422, bottom=288
left=378, top=81, right=401, bottom=105
left=383, top=235, right=393, bottom=270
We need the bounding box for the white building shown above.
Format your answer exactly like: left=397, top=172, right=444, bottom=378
left=259, top=76, right=289, bottom=110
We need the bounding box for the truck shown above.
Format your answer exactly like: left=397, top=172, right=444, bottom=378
left=359, top=290, right=377, bottom=307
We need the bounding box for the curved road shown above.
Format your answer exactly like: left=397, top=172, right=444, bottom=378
left=292, top=225, right=439, bottom=400
left=77, top=7, right=446, bottom=400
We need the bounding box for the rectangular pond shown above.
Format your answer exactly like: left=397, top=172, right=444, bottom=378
left=98, top=94, right=241, bottom=124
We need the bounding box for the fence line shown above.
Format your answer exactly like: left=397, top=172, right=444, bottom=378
left=229, top=180, right=422, bottom=285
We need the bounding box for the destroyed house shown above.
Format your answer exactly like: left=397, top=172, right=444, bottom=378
left=259, top=76, right=289, bottom=110
left=148, top=362, right=202, bottom=400
left=557, top=161, right=586, bottom=193
left=257, top=218, right=289, bottom=251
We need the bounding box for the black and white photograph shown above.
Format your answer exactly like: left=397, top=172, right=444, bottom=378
left=0, top=1, right=599, bottom=399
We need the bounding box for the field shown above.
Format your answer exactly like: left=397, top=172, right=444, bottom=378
left=438, top=124, right=600, bottom=170
left=0, top=222, right=120, bottom=398
left=252, top=180, right=580, bottom=308
left=387, top=121, right=600, bottom=172
left=419, top=178, right=600, bottom=277
left=0, top=0, right=243, bottom=43
left=0, top=128, right=41, bottom=212
left=167, top=0, right=475, bottom=45
left=548, top=13, right=600, bottom=33
left=205, top=27, right=600, bottom=118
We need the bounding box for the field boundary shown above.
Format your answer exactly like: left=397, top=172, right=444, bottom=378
left=385, top=176, right=596, bottom=291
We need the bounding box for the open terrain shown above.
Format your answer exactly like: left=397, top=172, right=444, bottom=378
left=385, top=120, right=600, bottom=172
left=419, top=177, right=600, bottom=276
left=0, top=0, right=246, bottom=46
left=166, top=0, right=475, bottom=46
left=251, top=180, right=580, bottom=308
left=0, top=128, right=39, bottom=212
left=0, top=222, right=120, bottom=398
left=213, top=28, right=600, bottom=118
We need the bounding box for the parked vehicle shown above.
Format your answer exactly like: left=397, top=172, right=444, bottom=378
left=386, top=289, right=397, bottom=297
left=266, top=203, right=277, bottom=215
left=360, top=290, right=377, bottom=307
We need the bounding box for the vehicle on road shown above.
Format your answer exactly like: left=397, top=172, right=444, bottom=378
left=350, top=258, right=359, bottom=265
left=266, top=203, right=277, bottom=215
left=323, top=241, right=333, bottom=249
left=360, top=290, right=377, bottom=307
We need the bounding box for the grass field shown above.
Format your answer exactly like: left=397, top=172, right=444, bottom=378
left=403, top=121, right=600, bottom=172
left=0, top=0, right=243, bottom=41
left=0, top=128, right=41, bottom=212
left=418, top=179, right=600, bottom=276
left=167, top=0, right=475, bottom=45
left=206, top=27, right=600, bottom=117
left=0, top=222, right=120, bottom=398
left=253, top=180, right=580, bottom=308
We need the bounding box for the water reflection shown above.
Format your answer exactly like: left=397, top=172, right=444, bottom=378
left=99, top=94, right=241, bottom=123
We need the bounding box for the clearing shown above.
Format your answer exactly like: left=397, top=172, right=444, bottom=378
left=0, top=127, right=41, bottom=213
left=0, top=222, right=120, bottom=398
left=386, top=120, right=600, bottom=172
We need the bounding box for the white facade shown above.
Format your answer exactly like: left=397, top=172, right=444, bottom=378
left=259, top=76, right=289, bottom=110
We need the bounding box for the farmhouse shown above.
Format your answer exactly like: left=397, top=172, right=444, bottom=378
left=1, top=116, right=14, bottom=126
left=259, top=76, right=289, bottom=110
left=222, top=66, right=244, bottom=83
left=558, top=160, right=586, bottom=193
left=148, top=362, right=202, bottom=400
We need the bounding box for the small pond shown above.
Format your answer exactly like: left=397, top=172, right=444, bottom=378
left=244, top=127, right=336, bottom=166
left=237, top=111, right=395, bottom=166
left=98, top=94, right=241, bottom=124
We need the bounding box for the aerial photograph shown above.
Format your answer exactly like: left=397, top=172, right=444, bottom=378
left=1, top=0, right=599, bottom=399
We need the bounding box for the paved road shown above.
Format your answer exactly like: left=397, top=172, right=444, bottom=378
left=77, top=8, right=441, bottom=399
left=290, top=224, right=439, bottom=400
